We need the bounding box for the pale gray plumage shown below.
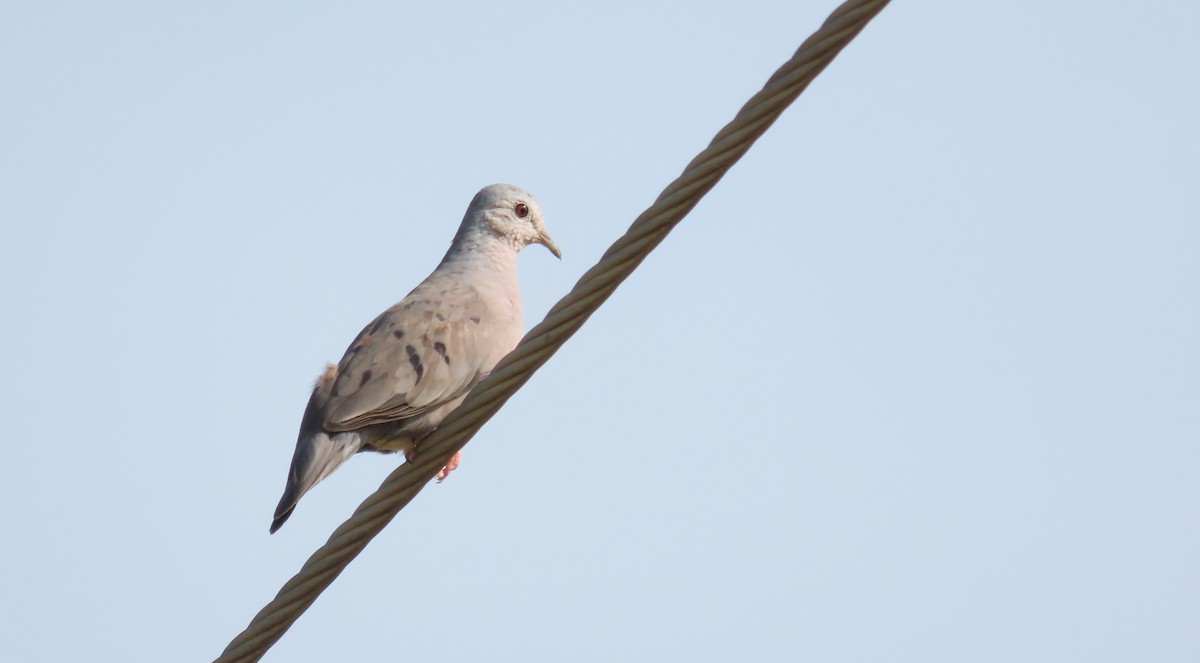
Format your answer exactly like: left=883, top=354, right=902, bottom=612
left=271, top=184, right=559, bottom=533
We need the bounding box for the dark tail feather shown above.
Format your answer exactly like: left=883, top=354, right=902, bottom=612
left=271, top=430, right=362, bottom=533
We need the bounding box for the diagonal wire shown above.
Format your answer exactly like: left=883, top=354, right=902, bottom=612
left=216, top=1, right=891, bottom=660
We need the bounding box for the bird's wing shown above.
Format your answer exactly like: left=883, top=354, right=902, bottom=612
left=320, top=280, right=519, bottom=432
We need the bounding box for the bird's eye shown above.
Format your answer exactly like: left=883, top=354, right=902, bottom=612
left=514, top=203, right=530, bottom=218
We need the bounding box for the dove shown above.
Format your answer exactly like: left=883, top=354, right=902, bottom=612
left=271, top=183, right=560, bottom=533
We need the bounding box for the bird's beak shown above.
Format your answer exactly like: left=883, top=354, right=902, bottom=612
left=538, top=230, right=562, bottom=260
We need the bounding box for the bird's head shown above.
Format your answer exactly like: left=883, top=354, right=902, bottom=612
left=469, top=183, right=561, bottom=259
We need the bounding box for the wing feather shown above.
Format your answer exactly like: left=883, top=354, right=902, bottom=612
left=319, top=280, right=518, bottom=433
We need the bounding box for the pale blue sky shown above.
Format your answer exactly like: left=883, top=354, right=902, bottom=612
left=2, top=2, right=1198, bottom=661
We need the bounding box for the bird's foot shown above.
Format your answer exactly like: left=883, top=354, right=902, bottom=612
left=435, top=451, right=462, bottom=483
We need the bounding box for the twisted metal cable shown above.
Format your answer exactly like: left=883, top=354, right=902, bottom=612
left=217, top=1, right=890, bottom=660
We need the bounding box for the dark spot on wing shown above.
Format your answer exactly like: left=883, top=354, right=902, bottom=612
left=360, top=370, right=372, bottom=387
left=470, top=316, right=481, bottom=324
left=393, top=330, right=405, bottom=340
left=405, top=344, right=424, bottom=383
left=436, top=313, right=446, bottom=322
left=434, top=341, right=450, bottom=365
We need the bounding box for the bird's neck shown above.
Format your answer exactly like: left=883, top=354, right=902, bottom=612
left=438, top=227, right=521, bottom=275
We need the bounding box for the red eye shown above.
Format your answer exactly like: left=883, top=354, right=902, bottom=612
left=514, top=203, right=530, bottom=218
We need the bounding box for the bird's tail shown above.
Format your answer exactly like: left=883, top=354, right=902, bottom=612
left=271, top=429, right=362, bottom=533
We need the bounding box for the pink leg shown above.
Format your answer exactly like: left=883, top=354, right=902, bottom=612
left=435, top=451, right=462, bottom=482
